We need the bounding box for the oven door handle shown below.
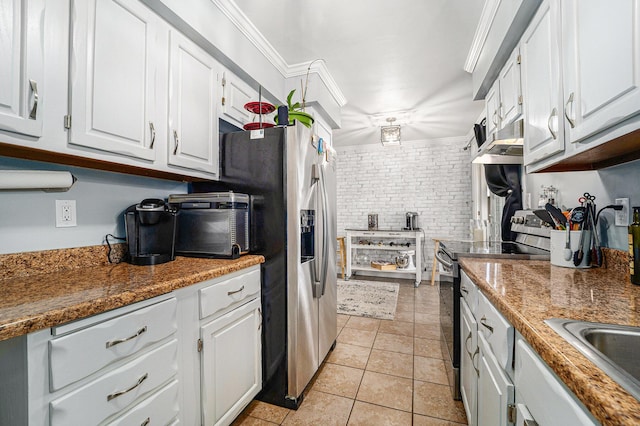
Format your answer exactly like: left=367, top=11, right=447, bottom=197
left=434, top=249, right=454, bottom=270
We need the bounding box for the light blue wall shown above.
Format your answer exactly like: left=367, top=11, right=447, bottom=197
left=0, top=157, right=188, bottom=254
left=525, top=158, right=640, bottom=251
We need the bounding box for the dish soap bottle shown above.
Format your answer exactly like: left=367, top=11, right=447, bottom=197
left=629, top=206, right=640, bottom=285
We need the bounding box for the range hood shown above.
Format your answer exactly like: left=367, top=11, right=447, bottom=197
left=472, top=119, right=523, bottom=164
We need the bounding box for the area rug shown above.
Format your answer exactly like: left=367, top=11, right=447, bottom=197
left=337, top=279, right=399, bottom=320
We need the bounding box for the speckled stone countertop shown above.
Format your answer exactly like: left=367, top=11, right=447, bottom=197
left=0, top=244, right=264, bottom=342
left=460, top=251, right=640, bottom=426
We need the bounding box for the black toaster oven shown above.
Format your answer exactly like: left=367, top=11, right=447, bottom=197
left=168, top=192, right=249, bottom=259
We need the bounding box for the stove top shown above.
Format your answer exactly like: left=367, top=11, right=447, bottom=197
left=438, top=240, right=551, bottom=261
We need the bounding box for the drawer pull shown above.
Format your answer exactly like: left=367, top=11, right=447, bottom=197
left=141, top=418, right=150, bottom=426
left=479, top=316, right=494, bottom=333
left=107, top=373, right=148, bottom=401
left=227, top=285, right=245, bottom=296
left=105, top=326, right=148, bottom=348
left=461, top=287, right=469, bottom=294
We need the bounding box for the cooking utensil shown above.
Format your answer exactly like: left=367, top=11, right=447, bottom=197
left=533, top=209, right=555, bottom=228
left=588, top=202, right=603, bottom=267
left=573, top=205, right=591, bottom=266
left=563, top=216, right=573, bottom=261
left=570, top=207, right=586, bottom=229
left=545, top=203, right=567, bottom=229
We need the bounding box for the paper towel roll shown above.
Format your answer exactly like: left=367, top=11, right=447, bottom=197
left=0, top=170, right=76, bottom=191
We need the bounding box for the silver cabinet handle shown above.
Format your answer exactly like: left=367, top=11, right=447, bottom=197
left=258, top=307, right=262, bottom=330
left=492, top=110, right=499, bottom=126
left=105, top=326, right=147, bottom=348
left=29, top=79, right=38, bottom=120
left=464, top=331, right=473, bottom=358
left=107, top=373, right=148, bottom=401
left=173, top=130, right=179, bottom=155
left=547, top=107, right=558, bottom=140
left=141, top=418, right=150, bottom=426
left=564, top=92, right=575, bottom=128
left=472, top=346, right=480, bottom=376
left=227, top=285, right=245, bottom=296
left=479, top=316, right=494, bottom=333
left=149, top=122, right=156, bottom=149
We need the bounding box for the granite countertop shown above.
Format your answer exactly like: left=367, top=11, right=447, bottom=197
left=0, top=245, right=264, bottom=342
left=460, top=254, right=640, bottom=426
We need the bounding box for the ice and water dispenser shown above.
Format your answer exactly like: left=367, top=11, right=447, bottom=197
left=300, top=209, right=315, bottom=262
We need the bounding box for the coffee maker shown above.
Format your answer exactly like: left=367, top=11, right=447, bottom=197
left=125, top=199, right=177, bottom=265
left=405, top=212, right=419, bottom=230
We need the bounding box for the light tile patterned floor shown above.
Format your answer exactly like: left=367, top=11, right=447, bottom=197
left=233, top=278, right=468, bottom=426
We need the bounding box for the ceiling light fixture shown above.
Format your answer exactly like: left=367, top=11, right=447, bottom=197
left=381, top=117, right=401, bottom=146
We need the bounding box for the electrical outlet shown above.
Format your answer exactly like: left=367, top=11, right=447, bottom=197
left=615, top=198, right=630, bottom=226
left=56, top=200, right=77, bottom=227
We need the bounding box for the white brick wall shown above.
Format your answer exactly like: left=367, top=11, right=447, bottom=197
left=335, top=138, right=473, bottom=274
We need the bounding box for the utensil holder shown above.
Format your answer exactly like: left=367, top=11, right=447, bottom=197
left=550, top=230, right=591, bottom=268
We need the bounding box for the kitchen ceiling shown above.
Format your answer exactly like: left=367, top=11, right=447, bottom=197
left=234, top=0, right=486, bottom=147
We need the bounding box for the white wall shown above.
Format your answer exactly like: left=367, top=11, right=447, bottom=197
left=0, top=157, right=187, bottom=254
left=336, top=137, right=472, bottom=271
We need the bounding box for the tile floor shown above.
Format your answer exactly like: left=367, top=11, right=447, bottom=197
left=232, top=277, right=468, bottom=426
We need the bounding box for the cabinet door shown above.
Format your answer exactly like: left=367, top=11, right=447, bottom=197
left=0, top=0, right=44, bottom=137
left=522, top=0, right=565, bottom=166
left=168, top=31, right=219, bottom=175
left=220, top=70, right=255, bottom=127
left=562, top=0, right=640, bottom=144
left=200, top=297, right=261, bottom=426
left=477, top=334, right=514, bottom=426
left=499, top=47, right=522, bottom=126
left=69, top=0, right=160, bottom=161
left=460, top=299, right=478, bottom=426
left=485, top=80, right=501, bottom=140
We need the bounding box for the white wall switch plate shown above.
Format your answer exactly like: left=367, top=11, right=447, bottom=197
left=56, top=200, right=77, bottom=227
left=615, top=198, right=629, bottom=226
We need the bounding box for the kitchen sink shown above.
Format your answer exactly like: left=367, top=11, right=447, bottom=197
left=545, top=318, right=640, bottom=401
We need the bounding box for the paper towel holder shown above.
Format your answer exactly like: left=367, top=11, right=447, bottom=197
left=0, top=170, right=77, bottom=192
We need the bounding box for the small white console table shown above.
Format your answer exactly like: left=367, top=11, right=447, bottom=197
left=345, top=229, right=423, bottom=287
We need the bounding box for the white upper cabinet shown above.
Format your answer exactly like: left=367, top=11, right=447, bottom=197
left=220, top=70, right=256, bottom=128
left=0, top=0, right=44, bottom=138
left=168, top=30, right=219, bottom=175
left=561, top=0, right=640, bottom=144
left=68, top=0, right=162, bottom=161
left=499, top=47, right=523, bottom=126
left=485, top=81, right=501, bottom=139
left=521, top=0, right=565, bottom=166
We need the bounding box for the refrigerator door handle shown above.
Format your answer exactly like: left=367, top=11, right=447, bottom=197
left=312, top=172, right=323, bottom=298
left=320, top=165, right=329, bottom=297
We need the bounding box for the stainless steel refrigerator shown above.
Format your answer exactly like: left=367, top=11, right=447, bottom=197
left=193, top=122, right=337, bottom=409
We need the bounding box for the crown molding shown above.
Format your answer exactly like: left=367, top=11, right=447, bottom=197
left=286, top=60, right=348, bottom=107
left=464, top=0, right=501, bottom=73
left=211, top=0, right=347, bottom=107
left=210, top=0, right=289, bottom=74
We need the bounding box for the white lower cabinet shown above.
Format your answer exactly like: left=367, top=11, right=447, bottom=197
left=460, top=271, right=600, bottom=426
left=477, top=333, right=514, bottom=426
left=514, top=333, right=598, bottom=426
left=460, top=299, right=478, bottom=426
left=0, top=266, right=262, bottom=426
left=200, top=297, right=262, bottom=426
left=459, top=271, right=515, bottom=426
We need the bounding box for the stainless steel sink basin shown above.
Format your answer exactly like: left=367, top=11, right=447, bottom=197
left=545, top=318, right=640, bottom=401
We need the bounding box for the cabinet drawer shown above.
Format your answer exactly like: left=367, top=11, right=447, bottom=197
left=477, top=293, right=514, bottom=373
left=49, top=298, right=177, bottom=391
left=107, top=379, right=179, bottom=426
left=460, top=271, right=478, bottom=311
left=200, top=268, right=260, bottom=319
left=50, top=339, right=178, bottom=426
